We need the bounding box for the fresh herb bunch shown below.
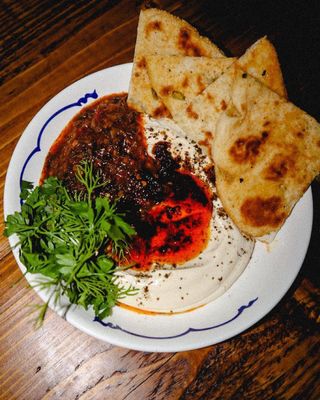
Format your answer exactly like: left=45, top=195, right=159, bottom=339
left=4, top=161, right=137, bottom=325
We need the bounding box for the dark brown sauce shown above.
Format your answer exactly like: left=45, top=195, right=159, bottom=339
left=42, top=94, right=213, bottom=270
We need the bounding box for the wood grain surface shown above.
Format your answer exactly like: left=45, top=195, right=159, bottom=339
left=0, top=1, right=319, bottom=399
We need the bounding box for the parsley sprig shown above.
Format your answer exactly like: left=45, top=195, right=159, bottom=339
left=4, top=161, right=137, bottom=325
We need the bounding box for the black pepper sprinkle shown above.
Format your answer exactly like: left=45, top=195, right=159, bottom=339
left=242, top=73, right=247, bottom=78
left=218, top=277, right=223, bottom=281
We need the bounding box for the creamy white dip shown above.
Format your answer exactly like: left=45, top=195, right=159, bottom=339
left=115, top=116, right=254, bottom=313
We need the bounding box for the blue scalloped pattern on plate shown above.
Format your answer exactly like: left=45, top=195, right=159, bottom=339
left=19, top=90, right=99, bottom=190
left=94, top=297, right=258, bottom=339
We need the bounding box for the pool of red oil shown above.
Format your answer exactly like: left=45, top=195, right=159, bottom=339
left=126, top=171, right=213, bottom=271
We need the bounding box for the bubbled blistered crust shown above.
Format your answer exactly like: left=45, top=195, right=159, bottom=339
left=212, top=64, right=320, bottom=239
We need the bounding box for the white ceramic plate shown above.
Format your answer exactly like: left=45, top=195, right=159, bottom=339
left=3, top=63, right=313, bottom=352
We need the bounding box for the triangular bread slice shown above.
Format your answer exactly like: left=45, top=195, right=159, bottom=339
left=238, top=36, right=287, bottom=98
left=127, top=8, right=224, bottom=117
left=160, top=61, right=238, bottom=145
left=145, top=55, right=235, bottom=116
left=161, top=37, right=287, bottom=147
left=210, top=64, right=320, bottom=239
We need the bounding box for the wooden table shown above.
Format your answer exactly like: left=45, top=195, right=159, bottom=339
left=1, top=1, right=319, bottom=399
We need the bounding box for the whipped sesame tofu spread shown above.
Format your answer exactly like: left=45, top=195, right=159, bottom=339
left=116, top=115, right=254, bottom=313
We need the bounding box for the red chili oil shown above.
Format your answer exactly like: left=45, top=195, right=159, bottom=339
left=127, top=171, right=212, bottom=270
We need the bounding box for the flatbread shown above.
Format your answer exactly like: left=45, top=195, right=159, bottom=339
left=165, top=37, right=285, bottom=141
left=238, top=36, right=287, bottom=98
left=127, top=8, right=224, bottom=117
left=211, top=64, right=320, bottom=238
left=145, top=55, right=235, bottom=116
left=163, top=61, right=236, bottom=146
left=147, top=36, right=287, bottom=148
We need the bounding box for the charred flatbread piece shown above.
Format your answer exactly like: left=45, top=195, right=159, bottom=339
left=145, top=55, right=235, bottom=116
left=238, top=36, right=287, bottom=98
left=128, top=8, right=224, bottom=117
left=151, top=36, right=287, bottom=148
left=212, top=64, right=320, bottom=239
left=164, top=61, right=236, bottom=146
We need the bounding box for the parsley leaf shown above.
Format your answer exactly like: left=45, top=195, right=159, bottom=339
left=4, top=161, right=137, bottom=325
